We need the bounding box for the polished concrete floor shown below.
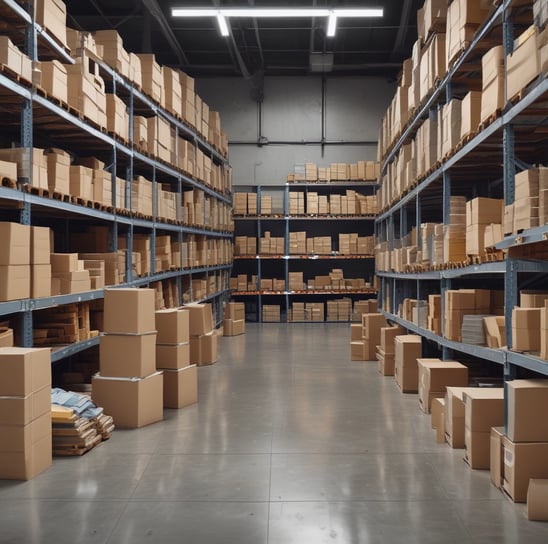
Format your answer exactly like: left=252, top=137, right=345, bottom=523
left=1, top=323, right=548, bottom=543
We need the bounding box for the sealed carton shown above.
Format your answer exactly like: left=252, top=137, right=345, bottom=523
left=490, top=426, right=504, bottom=488
left=156, top=343, right=190, bottom=370
left=163, top=364, right=197, bottom=409
left=99, top=332, right=157, bottom=378
left=155, top=308, right=190, bottom=344
left=0, top=347, right=50, bottom=396
left=507, top=379, right=548, bottom=442
left=418, top=359, right=468, bottom=413
left=103, top=288, right=156, bottom=334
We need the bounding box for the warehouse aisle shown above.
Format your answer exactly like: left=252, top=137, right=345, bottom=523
left=1, top=323, right=548, bottom=543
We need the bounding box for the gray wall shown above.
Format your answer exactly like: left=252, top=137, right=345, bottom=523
left=196, top=76, right=395, bottom=186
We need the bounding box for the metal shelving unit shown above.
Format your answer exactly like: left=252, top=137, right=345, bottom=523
left=0, top=1, right=234, bottom=358
left=232, top=182, right=377, bottom=322
left=375, top=0, right=548, bottom=381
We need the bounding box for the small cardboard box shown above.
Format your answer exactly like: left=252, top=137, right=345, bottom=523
left=163, top=364, right=197, bottom=409
left=0, top=347, right=50, bottom=396
left=156, top=343, right=190, bottom=370
left=186, top=303, right=214, bottom=336
left=155, top=308, right=190, bottom=344
left=418, top=359, right=468, bottom=413
left=198, top=332, right=218, bottom=365
left=507, top=379, right=548, bottom=443
left=0, top=385, right=51, bottom=425
left=223, top=318, right=245, bottom=337
left=502, top=436, right=548, bottom=502
left=91, top=371, right=163, bottom=428
left=512, top=307, right=541, bottom=351
left=99, top=332, right=157, bottom=378
left=103, top=288, right=156, bottom=334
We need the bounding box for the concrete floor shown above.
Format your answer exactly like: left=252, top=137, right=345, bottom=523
left=1, top=323, right=548, bottom=543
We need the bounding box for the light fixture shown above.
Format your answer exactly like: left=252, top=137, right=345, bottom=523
left=327, top=12, right=337, bottom=37
left=217, top=14, right=229, bottom=36
left=172, top=7, right=383, bottom=37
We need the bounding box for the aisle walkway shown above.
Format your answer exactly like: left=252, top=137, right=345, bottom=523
left=1, top=323, right=548, bottom=543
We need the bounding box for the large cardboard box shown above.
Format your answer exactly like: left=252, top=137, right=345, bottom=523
left=32, top=264, right=52, bottom=299
left=527, top=479, right=548, bottom=521
left=0, top=385, right=51, bottom=425
left=394, top=335, right=422, bottom=393
left=31, top=226, right=51, bottom=265
left=490, top=426, right=505, bottom=488
left=186, top=303, right=214, bottom=336
left=418, top=359, right=468, bottom=413
left=507, top=379, right=548, bottom=442
left=163, top=365, right=197, bottom=409
left=507, top=26, right=540, bottom=101
left=225, top=302, right=245, bottom=321
left=0, top=433, right=52, bottom=480
left=45, top=148, right=70, bottom=194
left=512, top=307, right=541, bottom=351
left=155, top=308, right=190, bottom=344
left=156, top=343, right=190, bottom=370
left=103, top=288, right=156, bottom=334
left=223, top=318, right=245, bottom=336
left=38, top=60, right=68, bottom=103
left=0, top=265, right=30, bottom=301
left=460, top=91, right=482, bottom=139
left=91, top=371, right=163, bottom=428
left=0, top=347, right=50, bottom=396
left=99, top=332, right=157, bottom=378
left=502, top=437, right=548, bottom=502
left=445, top=386, right=476, bottom=448
left=0, top=222, right=31, bottom=266
left=0, top=412, right=51, bottom=453
left=35, top=0, right=68, bottom=47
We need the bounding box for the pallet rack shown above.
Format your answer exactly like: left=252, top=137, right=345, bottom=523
left=0, top=0, right=233, bottom=358
left=232, top=182, right=377, bottom=322
left=375, top=1, right=548, bottom=384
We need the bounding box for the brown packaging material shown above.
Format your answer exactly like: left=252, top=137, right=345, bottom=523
left=527, top=479, right=548, bottom=521
left=0, top=347, right=51, bottom=396
left=507, top=379, right=548, bottom=443
left=156, top=343, right=190, bottom=370
left=99, top=332, right=157, bottom=378
left=155, top=309, right=190, bottom=344
left=103, top=288, right=156, bottom=334
left=163, top=364, right=197, bottom=409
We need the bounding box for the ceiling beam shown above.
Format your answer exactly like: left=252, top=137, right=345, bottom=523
left=140, top=0, right=189, bottom=66
left=248, top=0, right=265, bottom=70
left=391, top=0, right=413, bottom=60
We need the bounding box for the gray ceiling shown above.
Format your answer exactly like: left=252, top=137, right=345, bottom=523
left=65, top=0, right=421, bottom=79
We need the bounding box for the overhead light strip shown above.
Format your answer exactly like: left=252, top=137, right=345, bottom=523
left=172, top=8, right=383, bottom=18
left=327, top=12, right=337, bottom=37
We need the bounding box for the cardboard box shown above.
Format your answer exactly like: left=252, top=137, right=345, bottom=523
left=512, top=307, right=541, bottom=351
left=0, top=411, right=51, bottom=453
left=155, top=308, right=189, bottom=344
left=507, top=26, right=540, bottom=101
left=38, top=60, right=68, bottom=103
left=418, top=359, right=468, bottom=413
left=223, top=318, right=245, bottom=336
left=507, top=379, right=548, bottom=442
left=527, top=479, right=548, bottom=521
left=394, top=335, right=422, bottom=393
left=502, top=436, right=548, bottom=502
left=32, top=264, right=51, bottom=298
left=464, top=388, right=504, bottom=431
left=99, top=332, right=157, bottom=378
left=0, top=385, right=51, bottom=426
left=225, top=302, right=245, bottom=321
left=490, top=426, right=505, bottom=488
left=0, top=222, right=31, bottom=266
left=0, top=347, right=50, bottom=396
left=199, top=332, right=218, bottom=365
left=0, top=265, right=30, bottom=301
left=163, top=364, right=197, bottom=409
left=103, top=288, right=156, bottom=334
left=351, top=323, right=363, bottom=341
left=0, top=328, right=14, bottom=348
left=156, top=342, right=190, bottom=370
left=91, top=371, right=164, bottom=428
left=445, top=386, right=476, bottom=448
left=31, top=226, right=50, bottom=265
left=186, top=303, right=214, bottom=336
left=0, top=432, right=51, bottom=480
left=431, top=397, right=446, bottom=443
left=35, top=0, right=68, bottom=47
left=350, top=340, right=369, bottom=361
left=460, top=90, right=482, bottom=139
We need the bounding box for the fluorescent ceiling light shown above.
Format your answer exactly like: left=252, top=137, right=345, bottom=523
left=327, top=12, right=337, bottom=37
left=333, top=9, right=383, bottom=17
left=172, top=7, right=383, bottom=18
left=217, top=14, right=229, bottom=36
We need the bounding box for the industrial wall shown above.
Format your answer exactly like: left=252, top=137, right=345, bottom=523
left=196, top=76, right=395, bottom=185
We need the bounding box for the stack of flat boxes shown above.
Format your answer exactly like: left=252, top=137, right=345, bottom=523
left=0, top=223, right=30, bottom=302
left=0, top=36, right=32, bottom=83
left=376, top=326, right=405, bottom=376
left=318, top=195, right=329, bottom=214
left=501, top=380, right=548, bottom=502
left=162, top=67, right=182, bottom=119
left=247, top=193, right=258, bottom=215
left=463, top=389, right=504, bottom=469
left=106, top=93, right=129, bottom=141
left=440, top=98, right=462, bottom=158
left=310, top=236, right=332, bottom=255
left=289, top=232, right=306, bottom=255
left=428, top=294, right=442, bottom=335
left=290, top=302, right=306, bottom=322
left=306, top=303, right=324, bottom=322
left=466, top=197, right=503, bottom=256
left=234, top=193, right=247, bottom=215
left=307, top=192, right=319, bottom=215
left=93, top=289, right=163, bottom=428
left=330, top=194, right=341, bottom=215
left=0, top=347, right=52, bottom=480
left=444, top=196, right=466, bottom=263
left=155, top=309, right=197, bottom=409
left=417, top=359, right=468, bottom=414
left=51, top=253, right=91, bottom=295
left=187, top=303, right=218, bottom=366
left=224, top=302, right=245, bottom=336
left=513, top=168, right=548, bottom=233
left=305, top=163, right=318, bottom=181
left=137, top=54, right=163, bottom=105
left=352, top=299, right=378, bottom=321
left=147, top=116, right=171, bottom=164
left=289, top=192, right=305, bottom=215
left=394, top=335, right=422, bottom=393
left=444, top=289, right=490, bottom=342
left=155, top=235, right=172, bottom=272
left=262, top=305, right=281, bottom=322
left=480, top=45, right=505, bottom=123
left=288, top=272, right=304, bottom=291
left=260, top=195, right=272, bottom=215
left=94, top=29, right=130, bottom=79
left=45, top=149, right=70, bottom=195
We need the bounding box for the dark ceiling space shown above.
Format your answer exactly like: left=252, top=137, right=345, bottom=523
left=64, top=0, right=421, bottom=79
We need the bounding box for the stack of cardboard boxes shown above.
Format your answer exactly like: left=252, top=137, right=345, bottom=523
left=417, top=359, right=468, bottom=413
left=394, top=335, right=422, bottom=393
left=444, top=289, right=491, bottom=342
left=92, top=288, right=164, bottom=428
left=0, top=222, right=31, bottom=302
left=444, top=196, right=467, bottom=262
left=427, top=294, right=442, bottom=335
left=223, top=302, right=245, bottom=336
left=350, top=313, right=387, bottom=361
left=51, top=253, right=91, bottom=295
left=465, top=197, right=503, bottom=256
left=0, top=347, right=52, bottom=480
left=187, top=303, right=218, bottom=366
left=262, top=305, right=281, bottom=322
left=155, top=308, right=197, bottom=409
left=376, top=325, right=405, bottom=376
left=289, top=192, right=305, bottom=215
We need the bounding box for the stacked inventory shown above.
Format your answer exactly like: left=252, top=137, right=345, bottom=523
left=0, top=347, right=52, bottom=480
left=223, top=302, right=246, bottom=336
left=92, top=289, right=164, bottom=428
left=187, top=303, right=218, bottom=366
left=155, top=308, right=197, bottom=409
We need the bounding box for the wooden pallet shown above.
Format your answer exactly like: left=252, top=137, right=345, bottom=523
left=1, top=176, right=16, bottom=189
